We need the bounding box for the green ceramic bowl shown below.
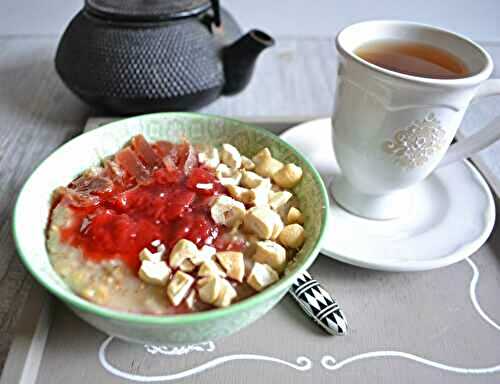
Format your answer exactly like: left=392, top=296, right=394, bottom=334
left=13, top=113, right=329, bottom=345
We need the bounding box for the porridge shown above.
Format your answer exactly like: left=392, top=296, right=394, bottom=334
left=46, top=135, right=305, bottom=315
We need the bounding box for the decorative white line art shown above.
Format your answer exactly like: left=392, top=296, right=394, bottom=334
left=99, top=257, right=500, bottom=381
left=321, top=257, right=500, bottom=374
left=321, top=351, right=500, bottom=374
left=99, top=337, right=312, bottom=382
left=466, top=258, right=500, bottom=331
left=144, top=341, right=215, bottom=356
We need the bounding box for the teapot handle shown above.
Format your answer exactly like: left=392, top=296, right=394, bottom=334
left=210, top=0, right=221, bottom=27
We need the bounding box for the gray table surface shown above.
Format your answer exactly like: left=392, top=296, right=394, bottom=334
left=0, top=35, right=498, bottom=383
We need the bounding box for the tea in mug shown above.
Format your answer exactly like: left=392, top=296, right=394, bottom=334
left=355, top=40, right=470, bottom=79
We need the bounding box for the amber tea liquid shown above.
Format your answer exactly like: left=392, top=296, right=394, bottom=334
left=355, top=39, right=470, bottom=79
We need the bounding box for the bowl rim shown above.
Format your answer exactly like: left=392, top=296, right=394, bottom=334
left=13, top=112, right=329, bottom=325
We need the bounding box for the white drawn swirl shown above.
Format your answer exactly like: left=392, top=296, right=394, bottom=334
left=321, top=351, right=500, bottom=374
left=99, top=337, right=311, bottom=382
left=99, top=257, right=500, bottom=380
left=321, top=257, right=500, bottom=374
left=466, top=258, right=500, bottom=331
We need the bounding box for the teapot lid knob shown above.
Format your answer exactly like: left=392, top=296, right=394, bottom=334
left=209, top=0, right=221, bottom=26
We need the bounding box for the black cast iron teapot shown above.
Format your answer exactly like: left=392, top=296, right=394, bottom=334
left=55, top=0, right=274, bottom=114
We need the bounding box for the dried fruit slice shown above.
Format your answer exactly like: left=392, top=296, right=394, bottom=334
left=115, top=147, right=151, bottom=185
left=70, top=174, right=113, bottom=195
left=131, top=134, right=162, bottom=169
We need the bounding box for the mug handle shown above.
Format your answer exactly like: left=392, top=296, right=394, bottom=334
left=439, top=79, right=500, bottom=167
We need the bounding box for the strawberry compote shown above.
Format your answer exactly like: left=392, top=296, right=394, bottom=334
left=54, top=135, right=230, bottom=272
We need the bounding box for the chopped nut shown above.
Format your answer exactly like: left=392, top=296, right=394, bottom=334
left=253, top=240, right=287, bottom=272
left=198, top=276, right=222, bottom=305
left=249, top=178, right=272, bottom=207
left=268, top=190, right=293, bottom=210
left=271, top=215, right=284, bottom=240
left=139, top=248, right=163, bottom=263
left=287, top=207, right=304, bottom=225
left=241, top=155, right=255, bottom=170
left=213, top=279, right=237, bottom=308
left=252, top=148, right=284, bottom=177
left=179, top=258, right=196, bottom=272
left=185, top=290, right=196, bottom=310
left=169, top=239, right=198, bottom=269
left=257, top=158, right=284, bottom=178
left=198, top=147, right=220, bottom=169
left=198, top=260, right=227, bottom=278
left=210, top=195, right=246, bottom=228
left=247, top=262, right=279, bottom=291
left=216, top=164, right=242, bottom=186
left=279, top=224, right=305, bottom=249
left=243, top=206, right=282, bottom=240
left=167, top=271, right=195, bottom=306
left=138, top=260, right=171, bottom=286
left=226, top=185, right=253, bottom=204
left=220, top=143, right=242, bottom=169
left=191, top=245, right=217, bottom=266
left=241, top=170, right=264, bottom=188
left=216, top=163, right=232, bottom=177
left=221, top=172, right=242, bottom=186
left=252, top=148, right=272, bottom=164
left=216, top=251, right=245, bottom=282
left=272, top=163, right=303, bottom=188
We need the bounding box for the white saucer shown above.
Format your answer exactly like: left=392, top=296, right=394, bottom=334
left=281, top=119, right=496, bottom=272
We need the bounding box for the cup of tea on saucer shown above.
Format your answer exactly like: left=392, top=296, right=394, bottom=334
left=330, top=20, right=500, bottom=220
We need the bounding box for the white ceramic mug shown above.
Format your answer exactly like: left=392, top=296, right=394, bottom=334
left=331, top=20, right=500, bottom=220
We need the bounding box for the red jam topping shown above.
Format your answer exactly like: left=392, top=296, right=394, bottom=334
left=57, top=136, right=231, bottom=272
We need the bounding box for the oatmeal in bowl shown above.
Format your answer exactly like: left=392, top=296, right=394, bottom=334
left=48, top=135, right=307, bottom=314
left=14, top=113, right=328, bottom=344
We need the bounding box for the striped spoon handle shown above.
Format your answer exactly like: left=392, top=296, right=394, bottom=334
left=289, top=271, right=348, bottom=336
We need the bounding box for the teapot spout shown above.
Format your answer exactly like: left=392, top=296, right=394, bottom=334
left=222, top=30, right=274, bottom=95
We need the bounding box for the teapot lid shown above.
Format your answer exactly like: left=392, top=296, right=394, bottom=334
left=85, top=0, right=212, bottom=21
